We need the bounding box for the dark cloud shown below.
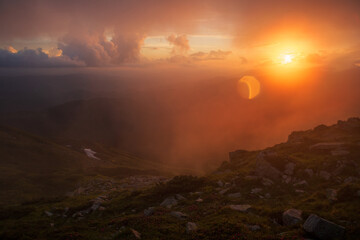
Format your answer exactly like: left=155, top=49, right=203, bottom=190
left=0, top=48, right=84, bottom=68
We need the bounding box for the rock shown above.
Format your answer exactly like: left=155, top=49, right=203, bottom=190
left=175, top=194, right=186, bottom=201
left=309, top=142, right=346, bottom=151
left=282, top=209, right=302, bottom=226
left=44, top=211, right=53, bottom=217
left=284, top=162, right=296, bottom=175
left=262, top=178, right=274, bottom=186
left=304, top=169, right=314, bottom=177
left=219, top=188, right=229, bottom=195
left=99, top=206, right=106, bottom=211
left=245, top=175, right=259, bottom=181
left=293, top=180, right=307, bottom=187
left=170, top=211, right=188, bottom=220
left=303, top=214, right=345, bottom=240
left=282, top=175, right=292, bottom=184
left=255, top=158, right=281, bottom=180
left=224, top=182, right=231, bottom=188
left=186, top=222, right=198, bottom=233
left=295, top=189, right=305, bottom=193
left=326, top=189, right=337, bottom=201
left=331, top=150, right=349, bottom=156
left=160, top=196, right=178, bottom=208
left=228, top=192, right=242, bottom=198
left=319, top=171, right=331, bottom=180
left=130, top=228, right=141, bottom=239
left=144, top=207, right=155, bottom=216
left=344, top=176, right=356, bottom=184
left=246, top=224, right=261, bottom=231
left=251, top=188, right=262, bottom=194
left=265, top=193, right=271, bottom=198
left=195, top=198, right=203, bottom=202
left=229, top=204, right=251, bottom=212
left=217, top=180, right=224, bottom=187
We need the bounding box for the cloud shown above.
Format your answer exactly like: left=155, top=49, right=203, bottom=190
left=58, top=32, right=145, bottom=67
left=0, top=48, right=84, bottom=67
left=167, top=34, right=190, bottom=55
left=190, top=50, right=231, bottom=61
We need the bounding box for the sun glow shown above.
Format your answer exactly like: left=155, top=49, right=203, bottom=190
left=282, top=54, right=294, bottom=64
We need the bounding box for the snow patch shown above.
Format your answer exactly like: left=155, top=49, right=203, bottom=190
left=83, top=148, right=100, bottom=160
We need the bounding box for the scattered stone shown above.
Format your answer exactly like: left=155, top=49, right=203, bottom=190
left=50, top=223, right=54, bottom=227
left=251, top=188, right=262, bottom=194
left=262, top=178, right=274, bottom=186
left=160, top=196, right=178, bottom=208
left=186, top=222, right=198, bottom=233
left=144, top=207, right=155, bottom=216
left=219, top=188, right=229, bottom=195
left=229, top=204, right=251, bottom=212
left=217, top=180, right=224, bottom=187
left=130, top=228, right=141, bottom=239
left=326, top=189, right=337, bottom=201
left=99, top=206, right=106, bottom=211
left=295, top=189, right=305, bottom=193
left=303, top=214, right=345, bottom=240
left=228, top=192, right=242, bottom=198
left=319, top=171, right=331, bottom=180
left=195, top=198, right=203, bottom=202
left=304, top=169, right=314, bottom=177
left=284, top=162, right=296, bottom=175
left=265, top=193, right=271, bottom=198
left=175, top=194, right=186, bottom=201
left=170, top=211, right=188, bottom=220
left=282, top=209, right=302, bottom=226
left=224, top=182, right=231, bottom=188
left=44, top=211, right=53, bottom=217
left=246, top=224, right=261, bottom=231
left=282, top=175, right=292, bottom=184
left=293, top=180, right=307, bottom=187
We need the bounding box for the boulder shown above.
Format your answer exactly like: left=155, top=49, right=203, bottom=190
left=228, top=192, right=242, bottom=198
left=282, top=175, right=292, bottom=184
left=304, top=169, right=314, bottom=177
left=303, top=214, right=345, bottom=240
left=175, top=194, right=186, bottom=201
left=293, top=180, right=307, bottom=187
left=170, top=211, right=188, bottom=220
left=144, top=207, right=155, bottom=216
left=326, top=189, right=337, bottom=201
left=186, top=222, right=198, bottom=233
left=284, top=162, right=296, bottom=175
left=255, top=158, right=281, bottom=180
left=282, top=209, right=302, bottom=226
left=251, top=188, right=262, bottom=194
left=262, top=178, right=274, bottom=186
left=229, top=204, right=251, bottom=212
left=219, top=188, right=229, bottom=195
left=217, top=180, right=224, bottom=187
left=319, top=171, right=331, bottom=180
left=160, top=196, right=178, bottom=208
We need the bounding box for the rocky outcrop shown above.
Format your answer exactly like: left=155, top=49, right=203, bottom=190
left=303, top=214, right=345, bottom=240
left=282, top=209, right=302, bottom=226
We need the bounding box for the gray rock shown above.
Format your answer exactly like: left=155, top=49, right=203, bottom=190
left=229, top=204, right=251, bottom=212
left=251, top=188, right=262, bottom=194
left=255, top=158, right=281, bottom=180
left=304, top=169, right=314, bottom=177
left=303, top=214, right=345, bottom=240
left=175, top=194, right=186, bottom=201
left=170, top=211, right=188, bottom=220
left=282, top=175, right=292, bottom=184
left=144, top=207, right=155, bottom=216
left=44, top=211, right=53, bottom=217
left=319, top=171, right=331, bottom=180
left=326, top=189, right=337, bottom=201
left=284, top=162, right=296, bottom=175
left=160, top=196, right=178, bottom=208
left=282, top=209, right=302, bottom=226
left=344, top=176, right=356, bottom=184
left=246, top=224, right=261, bottom=231
left=219, top=188, right=229, bottom=195
left=217, top=180, right=224, bottom=187
left=293, top=180, right=307, bottom=187
left=262, top=178, right=274, bottom=186
left=195, top=198, right=203, bottom=202
left=228, top=192, right=242, bottom=198
left=186, top=222, right=198, bottom=233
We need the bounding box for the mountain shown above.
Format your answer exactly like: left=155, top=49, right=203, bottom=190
left=0, top=117, right=359, bottom=239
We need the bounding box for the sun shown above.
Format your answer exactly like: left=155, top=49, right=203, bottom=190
left=282, top=54, right=294, bottom=64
